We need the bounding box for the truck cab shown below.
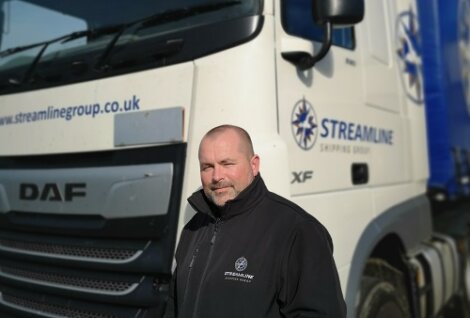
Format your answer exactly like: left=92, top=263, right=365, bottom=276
left=0, top=0, right=467, bottom=317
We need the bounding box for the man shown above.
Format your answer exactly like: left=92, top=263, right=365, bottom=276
left=165, top=125, right=346, bottom=318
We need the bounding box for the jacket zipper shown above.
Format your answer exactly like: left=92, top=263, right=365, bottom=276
left=181, top=247, right=199, bottom=309
left=192, top=218, right=221, bottom=318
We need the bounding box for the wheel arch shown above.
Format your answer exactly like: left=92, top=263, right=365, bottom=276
left=345, top=194, right=432, bottom=318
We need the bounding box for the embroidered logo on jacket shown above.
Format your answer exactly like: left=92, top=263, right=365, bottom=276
left=224, top=256, right=254, bottom=283
left=235, top=257, right=248, bottom=271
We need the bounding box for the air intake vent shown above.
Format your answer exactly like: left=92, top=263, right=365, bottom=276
left=2, top=293, right=118, bottom=318
left=0, top=266, right=136, bottom=294
left=0, top=238, right=140, bottom=262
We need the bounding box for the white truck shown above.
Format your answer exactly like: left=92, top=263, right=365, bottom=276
left=0, top=0, right=468, bottom=317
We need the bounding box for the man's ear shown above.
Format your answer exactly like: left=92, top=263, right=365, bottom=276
left=251, top=154, right=260, bottom=176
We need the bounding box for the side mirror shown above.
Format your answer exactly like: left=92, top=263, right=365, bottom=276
left=313, top=0, right=364, bottom=25
left=282, top=0, right=364, bottom=70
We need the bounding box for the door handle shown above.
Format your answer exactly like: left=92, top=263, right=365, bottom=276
left=352, top=163, right=369, bottom=185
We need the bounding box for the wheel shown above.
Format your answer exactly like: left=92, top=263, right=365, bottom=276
left=357, top=258, right=411, bottom=318
left=463, top=235, right=470, bottom=313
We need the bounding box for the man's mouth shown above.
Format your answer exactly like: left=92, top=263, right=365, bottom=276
left=213, top=186, right=228, bottom=192
left=211, top=184, right=232, bottom=192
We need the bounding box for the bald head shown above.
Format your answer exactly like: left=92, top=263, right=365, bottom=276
left=199, top=125, right=254, bottom=159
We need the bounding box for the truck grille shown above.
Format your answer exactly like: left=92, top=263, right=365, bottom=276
left=0, top=266, right=135, bottom=294
left=0, top=238, right=139, bottom=262
left=0, top=229, right=166, bottom=316
left=2, top=292, right=117, bottom=318
left=0, top=144, right=186, bottom=317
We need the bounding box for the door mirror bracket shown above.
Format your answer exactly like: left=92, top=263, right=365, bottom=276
left=281, top=21, right=332, bottom=70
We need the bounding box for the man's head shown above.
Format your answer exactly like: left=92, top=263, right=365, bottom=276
left=198, top=125, right=260, bottom=207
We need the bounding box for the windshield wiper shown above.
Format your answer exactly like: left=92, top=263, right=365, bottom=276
left=95, top=1, right=241, bottom=70
left=1, top=26, right=124, bottom=85
left=0, top=30, right=89, bottom=59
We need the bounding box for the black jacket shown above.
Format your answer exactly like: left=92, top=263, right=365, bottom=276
left=165, top=175, right=346, bottom=318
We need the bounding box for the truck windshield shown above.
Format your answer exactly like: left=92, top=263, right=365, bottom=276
left=0, top=0, right=261, bottom=94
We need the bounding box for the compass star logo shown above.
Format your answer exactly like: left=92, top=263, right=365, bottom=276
left=459, top=0, right=470, bottom=114
left=291, top=98, right=318, bottom=150
left=235, top=257, right=248, bottom=272
left=396, top=9, right=423, bottom=104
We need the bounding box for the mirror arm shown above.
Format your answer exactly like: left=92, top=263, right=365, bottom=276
left=281, top=21, right=333, bottom=70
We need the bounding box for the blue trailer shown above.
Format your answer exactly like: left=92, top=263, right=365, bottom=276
left=418, top=0, right=470, bottom=201
left=417, top=0, right=470, bottom=316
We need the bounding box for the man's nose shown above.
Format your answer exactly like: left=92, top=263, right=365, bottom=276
left=212, top=165, right=224, bottom=182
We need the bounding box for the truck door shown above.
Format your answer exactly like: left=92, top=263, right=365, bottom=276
left=273, top=0, right=412, bottom=282
left=274, top=0, right=410, bottom=198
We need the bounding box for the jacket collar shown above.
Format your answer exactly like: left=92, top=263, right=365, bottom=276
left=187, top=174, right=267, bottom=220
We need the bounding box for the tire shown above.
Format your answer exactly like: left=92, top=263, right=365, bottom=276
left=463, top=235, right=470, bottom=313
left=357, top=258, right=411, bottom=318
